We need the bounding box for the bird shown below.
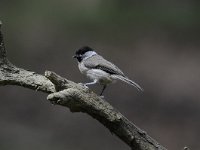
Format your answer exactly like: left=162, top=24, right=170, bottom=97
left=73, top=46, right=143, bottom=96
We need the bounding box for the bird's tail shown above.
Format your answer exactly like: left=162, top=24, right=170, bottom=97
left=112, top=75, right=143, bottom=92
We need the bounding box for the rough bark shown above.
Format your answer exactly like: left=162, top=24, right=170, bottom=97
left=0, top=22, right=167, bottom=150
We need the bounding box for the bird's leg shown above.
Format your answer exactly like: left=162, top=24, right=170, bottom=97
left=83, top=80, right=97, bottom=87
left=79, top=80, right=97, bottom=89
left=100, top=85, right=107, bottom=96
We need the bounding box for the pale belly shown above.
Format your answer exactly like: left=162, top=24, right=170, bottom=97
left=87, top=69, right=113, bottom=84
left=78, top=63, right=113, bottom=84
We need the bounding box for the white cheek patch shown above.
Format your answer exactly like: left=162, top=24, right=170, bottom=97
left=83, top=51, right=97, bottom=60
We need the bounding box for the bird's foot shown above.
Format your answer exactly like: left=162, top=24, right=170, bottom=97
left=78, top=83, right=89, bottom=89
left=99, top=95, right=105, bottom=99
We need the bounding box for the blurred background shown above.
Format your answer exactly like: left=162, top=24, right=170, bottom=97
left=0, top=0, right=200, bottom=150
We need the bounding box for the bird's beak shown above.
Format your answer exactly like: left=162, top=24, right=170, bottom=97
left=73, top=55, right=77, bottom=58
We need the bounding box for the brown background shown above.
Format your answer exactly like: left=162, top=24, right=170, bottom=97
left=0, top=1, right=200, bottom=150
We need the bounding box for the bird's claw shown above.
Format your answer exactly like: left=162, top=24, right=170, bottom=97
left=99, top=95, right=105, bottom=99
left=78, top=83, right=89, bottom=89
left=50, top=99, right=61, bottom=105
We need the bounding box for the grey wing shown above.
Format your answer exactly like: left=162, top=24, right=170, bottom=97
left=84, top=55, right=125, bottom=76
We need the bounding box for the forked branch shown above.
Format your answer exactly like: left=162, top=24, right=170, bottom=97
left=0, top=22, right=167, bottom=150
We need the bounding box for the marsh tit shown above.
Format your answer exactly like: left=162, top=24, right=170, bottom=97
left=73, top=46, right=143, bottom=96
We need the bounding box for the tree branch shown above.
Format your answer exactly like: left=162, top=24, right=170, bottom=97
left=0, top=21, right=167, bottom=150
